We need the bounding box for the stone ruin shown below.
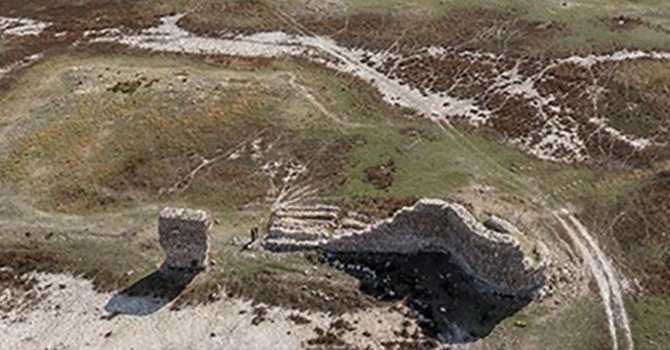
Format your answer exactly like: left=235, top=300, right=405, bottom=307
left=264, top=199, right=548, bottom=297
left=263, top=199, right=548, bottom=342
left=158, top=207, right=211, bottom=272
left=324, top=199, right=548, bottom=297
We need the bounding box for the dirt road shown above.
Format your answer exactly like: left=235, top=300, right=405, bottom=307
left=555, top=210, right=633, bottom=350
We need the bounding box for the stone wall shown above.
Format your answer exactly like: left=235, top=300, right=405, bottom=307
left=323, top=199, right=548, bottom=297
left=158, top=207, right=211, bottom=272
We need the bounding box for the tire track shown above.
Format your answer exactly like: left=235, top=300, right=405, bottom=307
left=555, top=210, right=633, bottom=350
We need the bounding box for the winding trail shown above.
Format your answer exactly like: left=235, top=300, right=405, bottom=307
left=567, top=212, right=633, bottom=350
left=554, top=211, right=633, bottom=350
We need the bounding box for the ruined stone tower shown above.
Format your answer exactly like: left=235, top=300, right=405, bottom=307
left=158, top=207, right=211, bottom=272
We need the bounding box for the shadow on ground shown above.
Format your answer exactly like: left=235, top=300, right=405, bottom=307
left=325, top=251, right=533, bottom=344
left=104, top=268, right=198, bottom=316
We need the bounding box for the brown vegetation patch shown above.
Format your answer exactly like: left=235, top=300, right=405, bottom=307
left=0, top=268, right=39, bottom=312
left=380, top=340, right=439, bottom=350
left=354, top=196, right=418, bottom=220
left=376, top=43, right=668, bottom=165
left=251, top=306, right=269, bottom=325
left=178, top=0, right=290, bottom=37
left=598, top=60, right=670, bottom=146
left=108, top=79, right=143, bottom=94
left=306, top=328, right=349, bottom=349
left=365, top=159, right=395, bottom=190
left=185, top=272, right=377, bottom=315
left=0, top=269, right=36, bottom=291
left=288, top=313, right=312, bottom=325
left=306, top=320, right=359, bottom=350
left=330, top=318, right=356, bottom=332
left=586, top=171, right=670, bottom=297
left=301, top=8, right=566, bottom=56
left=0, top=236, right=157, bottom=293
left=0, top=0, right=159, bottom=32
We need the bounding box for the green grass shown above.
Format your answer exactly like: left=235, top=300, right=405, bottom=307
left=340, top=0, right=670, bottom=51
left=631, top=297, right=670, bottom=350
left=341, top=123, right=467, bottom=202
left=340, top=122, right=522, bottom=204
left=342, top=119, right=637, bottom=211
left=490, top=296, right=609, bottom=349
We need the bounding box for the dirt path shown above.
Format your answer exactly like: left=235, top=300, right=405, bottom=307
left=554, top=210, right=633, bottom=350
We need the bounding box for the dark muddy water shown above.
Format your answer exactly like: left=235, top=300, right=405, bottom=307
left=325, top=251, right=532, bottom=343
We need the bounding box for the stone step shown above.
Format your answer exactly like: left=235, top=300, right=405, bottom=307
left=273, top=210, right=339, bottom=221
left=345, top=211, right=374, bottom=224
left=262, top=238, right=326, bottom=252
left=267, top=226, right=331, bottom=241
left=282, top=204, right=340, bottom=212
left=339, top=218, right=370, bottom=231
left=271, top=217, right=337, bottom=229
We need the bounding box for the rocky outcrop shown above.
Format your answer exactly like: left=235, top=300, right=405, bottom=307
left=158, top=207, right=211, bottom=272
left=323, top=199, right=548, bottom=297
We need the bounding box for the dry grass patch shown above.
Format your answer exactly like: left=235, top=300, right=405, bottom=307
left=1, top=57, right=354, bottom=213
left=599, top=61, right=670, bottom=144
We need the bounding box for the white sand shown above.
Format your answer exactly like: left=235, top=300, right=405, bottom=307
left=1, top=272, right=432, bottom=350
